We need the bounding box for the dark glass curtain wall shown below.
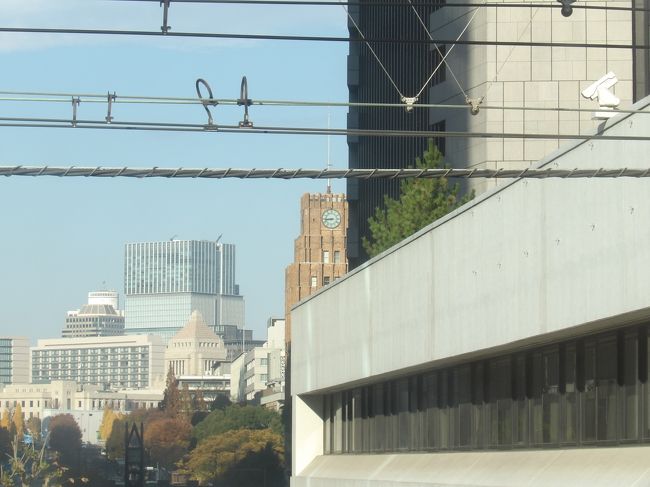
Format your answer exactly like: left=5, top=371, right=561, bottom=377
left=323, top=324, right=650, bottom=453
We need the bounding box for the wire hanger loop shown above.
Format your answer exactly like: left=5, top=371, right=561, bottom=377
left=238, top=76, right=253, bottom=128
left=195, top=78, right=218, bottom=129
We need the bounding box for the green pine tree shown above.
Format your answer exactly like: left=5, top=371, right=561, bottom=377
left=362, top=140, right=473, bottom=258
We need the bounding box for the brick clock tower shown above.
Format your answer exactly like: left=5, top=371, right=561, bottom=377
left=285, top=192, right=348, bottom=343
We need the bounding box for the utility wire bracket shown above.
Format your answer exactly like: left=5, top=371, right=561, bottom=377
left=195, top=78, right=218, bottom=130
left=401, top=96, right=418, bottom=113
left=238, top=76, right=253, bottom=128
left=466, top=96, right=483, bottom=115
left=106, top=92, right=116, bottom=124
left=160, top=0, right=171, bottom=34
left=71, top=97, right=81, bottom=127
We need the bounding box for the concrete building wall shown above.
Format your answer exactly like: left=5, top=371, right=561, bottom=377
left=429, top=0, right=634, bottom=195
left=229, top=353, right=245, bottom=403
left=292, top=97, right=650, bottom=484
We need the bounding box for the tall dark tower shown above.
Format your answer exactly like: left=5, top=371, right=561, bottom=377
left=346, top=0, right=444, bottom=269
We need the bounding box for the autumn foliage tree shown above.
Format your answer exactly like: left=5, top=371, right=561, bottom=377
left=12, top=403, right=24, bottom=438
left=144, top=417, right=191, bottom=469
left=99, top=407, right=121, bottom=441
left=362, top=140, right=473, bottom=258
left=1, top=408, right=10, bottom=430
left=26, top=416, right=41, bottom=439
left=106, top=407, right=166, bottom=461
left=159, top=365, right=181, bottom=417
left=183, top=428, right=284, bottom=486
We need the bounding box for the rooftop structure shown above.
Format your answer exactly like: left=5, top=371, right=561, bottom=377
left=62, top=291, right=125, bottom=338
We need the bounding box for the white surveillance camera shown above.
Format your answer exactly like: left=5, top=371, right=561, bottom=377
left=581, top=72, right=620, bottom=120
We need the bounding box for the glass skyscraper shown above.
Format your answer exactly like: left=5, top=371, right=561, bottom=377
left=124, top=240, right=244, bottom=342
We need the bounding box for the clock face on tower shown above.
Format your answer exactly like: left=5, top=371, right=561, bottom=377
left=322, top=209, right=341, bottom=229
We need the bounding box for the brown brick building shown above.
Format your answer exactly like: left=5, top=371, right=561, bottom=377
left=284, top=192, right=348, bottom=343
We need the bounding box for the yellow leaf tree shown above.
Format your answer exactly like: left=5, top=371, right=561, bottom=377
left=99, top=407, right=120, bottom=441
left=0, top=408, right=10, bottom=429
left=12, top=404, right=24, bottom=437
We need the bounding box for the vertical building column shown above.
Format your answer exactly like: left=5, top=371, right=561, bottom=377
left=292, top=394, right=324, bottom=476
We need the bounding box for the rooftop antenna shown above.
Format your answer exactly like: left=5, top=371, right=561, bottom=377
left=216, top=234, right=223, bottom=244
left=170, top=234, right=178, bottom=241
left=326, top=111, right=332, bottom=194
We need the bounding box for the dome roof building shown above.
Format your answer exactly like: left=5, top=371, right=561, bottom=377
left=62, top=291, right=125, bottom=338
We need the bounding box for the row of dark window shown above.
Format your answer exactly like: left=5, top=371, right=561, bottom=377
left=324, top=323, right=650, bottom=453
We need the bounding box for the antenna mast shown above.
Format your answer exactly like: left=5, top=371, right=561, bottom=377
left=326, top=111, right=332, bottom=194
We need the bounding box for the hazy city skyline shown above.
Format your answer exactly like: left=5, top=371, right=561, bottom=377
left=0, top=0, right=348, bottom=342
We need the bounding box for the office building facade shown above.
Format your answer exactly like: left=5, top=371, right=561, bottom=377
left=0, top=337, right=29, bottom=385
left=292, top=97, right=650, bottom=486
left=428, top=1, right=634, bottom=197
left=346, top=1, right=444, bottom=268
left=346, top=1, right=640, bottom=269
left=124, top=240, right=244, bottom=342
left=31, top=335, right=165, bottom=390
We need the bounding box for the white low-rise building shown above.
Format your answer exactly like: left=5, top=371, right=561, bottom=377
left=0, top=380, right=163, bottom=444
left=230, top=318, right=285, bottom=405
left=31, top=335, right=165, bottom=389
left=292, top=96, right=650, bottom=486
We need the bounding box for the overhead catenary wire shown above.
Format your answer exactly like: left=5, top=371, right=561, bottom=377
left=107, top=0, right=650, bottom=13
left=1, top=165, right=650, bottom=179
left=1, top=26, right=649, bottom=50
left=407, top=0, right=481, bottom=101
left=4, top=115, right=650, bottom=141
left=2, top=91, right=650, bottom=116
left=341, top=1, right=404, bottom=99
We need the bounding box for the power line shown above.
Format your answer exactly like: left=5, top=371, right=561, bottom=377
left=1, top=90, right=650, bottom=117
left=1, top=165, right=650, bottom=179
left=407, top=0, right=479, bottom=101
left=0, top=26, right=647, bottom=50
left=108, top=0, right=650, bottom=13
left=2, top=116, right=650, bottom=141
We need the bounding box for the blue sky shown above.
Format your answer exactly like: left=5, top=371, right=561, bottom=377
left=0, top=0, right=349, bottom=341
